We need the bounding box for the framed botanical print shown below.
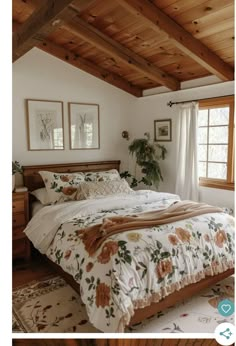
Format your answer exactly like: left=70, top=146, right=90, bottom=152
left=154, top=119, right=172, bottom=142
left=68, top=102, right=100, bottom=150
left=26, top=99, right=64, bottom=150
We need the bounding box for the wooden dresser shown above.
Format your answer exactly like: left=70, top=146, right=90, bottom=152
left=12, top=191, right=30, bottom=260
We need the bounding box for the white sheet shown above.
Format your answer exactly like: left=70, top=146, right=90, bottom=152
left=31, top=201, right=45, bottom=216
left=24, top=191, right=180, bottom=254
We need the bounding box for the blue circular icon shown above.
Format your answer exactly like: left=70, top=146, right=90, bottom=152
left=218, top=299, right=234, bottom=317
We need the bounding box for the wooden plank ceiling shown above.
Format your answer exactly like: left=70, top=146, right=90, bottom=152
left=12, top=340, right=223, bottom=346
left=13, top=0, right=234, bottom=97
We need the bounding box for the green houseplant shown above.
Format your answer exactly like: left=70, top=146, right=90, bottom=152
left=12, top=161, right=23, bottom=175
left=12, top=161, right=23, bottom=191
left=121, top=133, right=167, bottom=189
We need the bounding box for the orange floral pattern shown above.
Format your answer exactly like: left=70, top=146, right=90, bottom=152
left=62, top=187, right=77, bottom=196
left=60, top=175, right=70, bottom=182
left=64, top=249, right=71, bottom=260
left=175, top=227, right=191, bottom=242
left=168, top=234, right=179, bottom=246
left=156, top=259, right=173, bottom=279
left=44, top=191, right=234, bottom=332
left=96, top=283, right=110, bottom=308
left=214, top=230, right=227, bottom=248
left=97, top=241, right=119, bottom=264
left=86, top=262, right=94, bottom=272
left=39, top=170, right=85, bottom=204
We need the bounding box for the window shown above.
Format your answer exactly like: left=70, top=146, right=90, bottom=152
left=197, top=96, right=234, bottom=190
left=84, top=121, right=94, bottom=147
left=71, top=120, right=94, bottom=148
left=53, top=128, right=64, bottom=149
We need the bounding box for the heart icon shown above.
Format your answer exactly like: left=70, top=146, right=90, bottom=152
left=221, top=304, right=231, bottom=314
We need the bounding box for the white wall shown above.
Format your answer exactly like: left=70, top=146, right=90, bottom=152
left=13, top=48, right=234, bottom=208
left=13, top=48, right=135, bottom=172
left=129, top=81, right=234, bottom=209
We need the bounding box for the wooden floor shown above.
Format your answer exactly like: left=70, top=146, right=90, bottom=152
left=13, top=253, right=56, bottom=288
left=13, top=341, right=82, bottom=346
left=12, top=339, right=224, bottom=346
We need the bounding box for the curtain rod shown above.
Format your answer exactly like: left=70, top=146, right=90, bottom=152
left=167, top=94, right=234, bottom=107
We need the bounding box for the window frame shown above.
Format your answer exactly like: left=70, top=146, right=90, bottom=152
left=198, top=95, right=234, bottom=191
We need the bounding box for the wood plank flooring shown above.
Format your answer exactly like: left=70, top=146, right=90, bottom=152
left=13, top=253, right=56, bottom=288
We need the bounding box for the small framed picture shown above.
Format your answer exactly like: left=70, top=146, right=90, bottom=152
left=154, top=119, right=172, bottom=142
left=68, top=102, right=100, bottom=150
left=26, top=99, right=64, bottom=150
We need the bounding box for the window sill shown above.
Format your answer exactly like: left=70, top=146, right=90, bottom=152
left=199, top=179, right=234, bottom=191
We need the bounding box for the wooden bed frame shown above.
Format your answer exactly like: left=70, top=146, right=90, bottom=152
left=22, top=160, right=234, bottom=328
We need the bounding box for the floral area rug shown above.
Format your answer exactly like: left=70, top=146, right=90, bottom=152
left=13, top=275, right=234, bottom=333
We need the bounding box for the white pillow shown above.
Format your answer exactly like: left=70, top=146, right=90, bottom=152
left=84, top=169, right=121, bottom=182
left=39, top=171, right=85, bottom=204
left=31, top=187, right=50, bottom=205
left=77, top=179, right=133, bottom=200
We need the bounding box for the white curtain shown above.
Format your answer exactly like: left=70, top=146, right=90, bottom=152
left=175, top=102, right=199, bottom=201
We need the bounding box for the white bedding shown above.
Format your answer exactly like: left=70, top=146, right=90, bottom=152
left=24, top=190, right=234, bottom=332
left=25, top=191, right=178, bottom=254
left=31, top=201, right=45, bottom=216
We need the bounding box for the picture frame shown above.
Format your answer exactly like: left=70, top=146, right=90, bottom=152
left=26, top=99, right=64, bottom=150
left=154, top=119, right=172, bottom=142
left=68, top=102, right=100, bottom=150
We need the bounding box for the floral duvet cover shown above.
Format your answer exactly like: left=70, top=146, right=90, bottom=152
left=24, top=190, right=235, bottom=332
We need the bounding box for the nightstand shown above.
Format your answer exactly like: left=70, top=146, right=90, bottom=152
left=12, top=191, right=30, bottom=260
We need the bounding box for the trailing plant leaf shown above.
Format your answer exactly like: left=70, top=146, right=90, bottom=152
left=156, top=144, right=167, bottom=160
left=130, top=177, right=138, bottom=188
left=12, top=161, right=23, bottom=175
left=120, top=171, right=132, bottom=179
left=120, top=171, right=138, bottom=188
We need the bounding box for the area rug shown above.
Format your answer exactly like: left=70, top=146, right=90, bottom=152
left=13, top=275, right=234, bottom=333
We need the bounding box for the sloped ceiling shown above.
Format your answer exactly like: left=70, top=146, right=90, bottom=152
left=13, top=0, right=234, bottom=96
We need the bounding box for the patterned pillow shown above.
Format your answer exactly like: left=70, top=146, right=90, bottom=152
left=39, top=171, right=85, bottom=204
left=222, top=207, right=234, bottom=216
left=84, top=169, right=121, bottom=182
left=76, top=179, right=133, bottom=200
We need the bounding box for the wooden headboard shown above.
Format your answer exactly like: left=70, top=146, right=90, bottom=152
left=23, top=160, right=120, bottom=191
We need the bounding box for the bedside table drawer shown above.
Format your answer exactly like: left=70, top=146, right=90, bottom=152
left=13, top=237, right=28, bottom=259
left=12, top=213, right=26, bottom=228
left=12, top=199, right=25, bottom=213
left=12, top=191, right=30, bottom=261
left=13, top=226, right=25, bottom=239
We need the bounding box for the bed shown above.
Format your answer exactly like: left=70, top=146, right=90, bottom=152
left=22, top=161, right=235, bottom=332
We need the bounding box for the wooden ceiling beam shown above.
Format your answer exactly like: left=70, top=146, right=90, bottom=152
left=13, top=0, right=74, bottom=61
left=61, top=14, right=180, bottom=90
left=13, top=0, right=95, bottom=62
left=38, top=39, right=142, bottom=97
left=70, top=0, right=98, bottom=13
left=115, top=0, right=234, bottom=81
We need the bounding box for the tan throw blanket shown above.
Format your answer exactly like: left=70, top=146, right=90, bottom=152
left=78, top=200, right=223, bottom=256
